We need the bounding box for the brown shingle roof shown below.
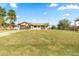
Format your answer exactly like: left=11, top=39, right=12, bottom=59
left=17, top=21, right=49, bottom=26
left=18, top=22, right=30, bottom=25
left=30, top=23, right=49, bottom=26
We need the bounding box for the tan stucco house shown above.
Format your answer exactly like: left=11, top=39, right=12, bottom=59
left=18, top=22, right=30, bottom=29
left=30, top=23, right=48, bottom=30
left=18, top=22, right=49, bottom=30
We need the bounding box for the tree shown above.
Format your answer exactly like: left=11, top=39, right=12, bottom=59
left=51, top=25, right=56, bottom=29
left=7, top=9, right=16, bottom=24
left=57, top=19, right=70, bottom=30
left=0, top=6, right=6, bottom=30
left=7, top=9, right=16, bottom=30
left=75, top=17, right=79, bottom=21
left=74, top=17, right=79, bottom=31
left=75, top=18, right=79, bottom=27
left=0, top=6, right=6, bottom=17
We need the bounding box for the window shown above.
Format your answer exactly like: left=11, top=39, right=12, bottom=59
left=34, top=26, right=37, bottom=28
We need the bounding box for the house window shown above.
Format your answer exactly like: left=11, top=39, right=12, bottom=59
left=34, top=26, right=37, bottom=28
left=38, top=26, right=40, bottom=27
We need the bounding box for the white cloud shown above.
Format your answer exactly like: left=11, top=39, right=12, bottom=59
left=71, top=21, right=75, bottom=26
left=58, top=4, right=79, bottom=10
left=62, top=13, right=70, bottom=19
left=49, top=3, right=58, bottom=7
left=17, top=16, right=20, bottom=18
left=62, top=13, right=70, bottom=16
left=62, top=16, right=66, bottom=19
left=9, top=3, right=17, bottom=8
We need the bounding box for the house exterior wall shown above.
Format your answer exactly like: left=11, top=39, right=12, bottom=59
left=20, top=23, right=29, bottom=26
left=18, top=22, right=49, bottom=30
left=18, top=22, right=30, bottom=30
left=31, top=26, right=41, bottom=30
left=31, top=26, right=48, bottom=30
left=76, top=21, right=79, bottom=26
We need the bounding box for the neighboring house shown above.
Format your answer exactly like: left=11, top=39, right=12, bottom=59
left=70, top=21, right=79, bottom=31
left=17, top=22, right=49, bottom=30
left=7, top=23, right=17, bottom=30
left=69, top=26, right=79, bottom=31
left=18, top=22, right=30, bottom=30
left=30, top=23, right=48, bottom=30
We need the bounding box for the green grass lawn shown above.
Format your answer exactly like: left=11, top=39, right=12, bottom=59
left=0, top=30, right=79, bottom=56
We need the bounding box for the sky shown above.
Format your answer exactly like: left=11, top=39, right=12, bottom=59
left=0, top=3, right=79, bottom=26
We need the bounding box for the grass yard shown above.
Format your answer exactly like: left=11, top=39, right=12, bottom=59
left=0, top=30, right=79, bottom=56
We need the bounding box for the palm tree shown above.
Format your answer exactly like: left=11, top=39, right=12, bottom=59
left=0, top=6, right=6, bottom=17
left=7, top=9, right=16, bottom=30
left=0, top=6, right=6, bottom=30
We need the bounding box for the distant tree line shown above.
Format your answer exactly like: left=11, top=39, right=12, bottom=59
left=51, top=18, right=79, bottom=31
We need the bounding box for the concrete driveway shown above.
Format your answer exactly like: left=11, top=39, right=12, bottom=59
left=0, top=30, right=19, bottom=37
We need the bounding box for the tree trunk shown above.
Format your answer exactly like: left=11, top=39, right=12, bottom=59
left=0, top=24, right=3, bottom=32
